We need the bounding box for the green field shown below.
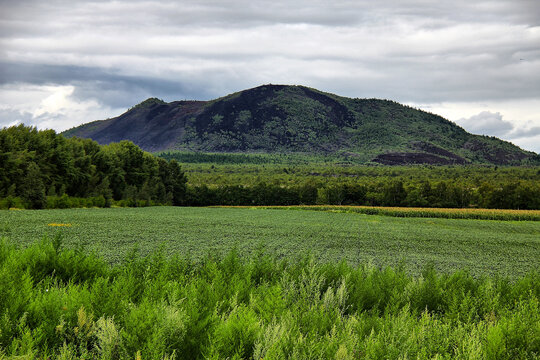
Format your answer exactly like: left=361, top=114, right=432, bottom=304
left=1, top=206, right=539, bottom=358
left=2, top=207, right=539, bottom=278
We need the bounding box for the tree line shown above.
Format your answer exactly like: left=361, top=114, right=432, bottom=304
left=183, top=179, right=540, bottom=209
left=0, top=125, right=186, bottom=209
left=178, top=156, right=540, bottom=210
left=2, top=125, right=539, bottom=210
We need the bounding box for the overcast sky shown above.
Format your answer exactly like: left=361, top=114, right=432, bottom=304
left=1, top=0, right=539, bottom=152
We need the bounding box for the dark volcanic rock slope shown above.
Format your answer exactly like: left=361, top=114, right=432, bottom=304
left=63, top=85, right=540, bottom=165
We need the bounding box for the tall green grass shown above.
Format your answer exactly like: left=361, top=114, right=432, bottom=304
left=0, top=236, right=538, bottom=359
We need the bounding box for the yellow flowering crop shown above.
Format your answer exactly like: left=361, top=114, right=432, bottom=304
left=220, top=205, right=540, bottom=221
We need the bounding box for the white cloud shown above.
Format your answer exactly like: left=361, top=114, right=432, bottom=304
left=0, top=83, right=124, bottom=131
left=455, top=111, right=514, bottom=137
left=33, top=85, right=75, bottom=117
left=507, top=127, right=540, bottom=139
left=408, top=100, right=540, bottom=153
left=511, top=135, right=540, bottom=154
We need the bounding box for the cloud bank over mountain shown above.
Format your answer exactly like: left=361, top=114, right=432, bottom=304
left=1, top=0, right=539, bottom=151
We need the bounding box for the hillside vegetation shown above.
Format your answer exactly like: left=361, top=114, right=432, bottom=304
left=63, top=85, right=540, bottom=165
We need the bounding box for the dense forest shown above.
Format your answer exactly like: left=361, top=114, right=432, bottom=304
left=0, top=125, right=186, bottom=209
left=164, top=152, right=540, bottom=210
left=2, top=126, right=540, bottom=210
left=181, top=179, right=540, bottom=209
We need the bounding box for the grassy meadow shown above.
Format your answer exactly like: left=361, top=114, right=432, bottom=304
left=2, top=206, right=539, bottom=278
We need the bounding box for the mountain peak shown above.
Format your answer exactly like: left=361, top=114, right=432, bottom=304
left=63, top=85, right=539, bottom=165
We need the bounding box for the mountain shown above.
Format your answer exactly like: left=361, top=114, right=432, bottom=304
left=63, top=84, right=540, bottom=165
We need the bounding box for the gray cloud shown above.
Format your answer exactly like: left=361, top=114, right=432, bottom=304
left=508, top=126, right=540, bottom=139
left=0, top=108, right=33, bottom=127
left=3, top=0, right=538, bottom=30
left=456, top=111, right=540, bottom=152
left=0, top=61, right=217, bottom=108
left=0, top=0, right=539, bottom=151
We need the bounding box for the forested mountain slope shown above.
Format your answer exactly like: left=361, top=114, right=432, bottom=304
left=63, top=85, right=540, bottom=165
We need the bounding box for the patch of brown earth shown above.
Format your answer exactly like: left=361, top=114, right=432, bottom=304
left=372, top=152, right=465, bottom=165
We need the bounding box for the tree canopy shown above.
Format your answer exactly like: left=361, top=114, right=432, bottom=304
left=0, top=125, right=186, bottom=208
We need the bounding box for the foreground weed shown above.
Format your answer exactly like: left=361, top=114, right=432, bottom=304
left=0, top=238, right=538, bottom=359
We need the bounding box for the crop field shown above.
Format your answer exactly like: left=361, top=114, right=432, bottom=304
left=242, top=205, right=540, bottom=221
left=2, top=206, right=539, bottom=278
